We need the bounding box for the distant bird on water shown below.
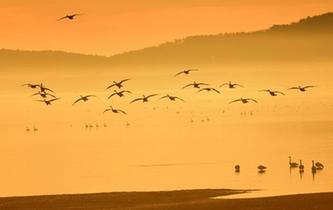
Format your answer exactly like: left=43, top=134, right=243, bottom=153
left=315, top=161, right=324, bottom=170
left=257, top=165, right=267, bottom=173
left=182, top=82, right=209, bottom=89
left=108, top=90, right=132, bottom=99
left=299, top=160, right=304, bottom=172
left=289, top=156, right=299, bottom=168
left=259, top=89, right=285, bottom=96
left=235, top=165, right=240, bottom=173
left=103, top=106, right=127, bottom=115
left=58, top=13, right=83, bottom=21
left=229, top=98, right=257, bottom=104
left=36, top=98, right=60, bottom=106
left=197, top=88, right=220, bottom=94
left=174, top=69, right=199, bottom=77
left=106, top=79, right=130, bottom=90
left=130, top=94, right=158, bottom=104
left=312, top=160, right=317, bottom=174
left=72, top=95, right=96, bottom=105
left=220, top=81, right=244, bottom=89
left=159, top=94, right=184, bottom=102
left=288, top=86, right=315, bottom=92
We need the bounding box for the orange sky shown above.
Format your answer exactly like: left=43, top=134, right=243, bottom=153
left=1, top=0, right=333, bottom=55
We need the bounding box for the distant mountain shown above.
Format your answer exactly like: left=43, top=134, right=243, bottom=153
left=1, top=12, right=333, bottom=72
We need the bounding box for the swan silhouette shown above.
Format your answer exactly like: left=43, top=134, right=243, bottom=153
left=36, top=98, right=60, bottom=105
left=106, top=79, right=130, bottom=90
left=220, top=81, right=244, bottom=88
left=22, top=83, right=40, bottom=89
left=289, top=156, right=299, bottom=168
left=288, top=86, right=315, bottom=92
left=58, top=14, right=83, bottom=21
left=32, top=91, right=56, bottom=98
left=260, top=89, right=285, bottom=96
left=182, top=82, right=209, bottom=89
left=299, top=160, right=304, bottom=172
left=174, top=69, right=199, bottom=77
left=39, top=83, right=55, bottom=93
left=108, top=90, right=132, bottom=99
left=159, top=94, right=184, bottom=102
left=230, top=98, right=257, bottom=104
left=315, top=161, right=324, bottom=169
left=235, top=165, right=240, bottom=173
left=103, top=106, right=127, bottom=115
left=130, top=94, right=158, bottom=104
left=197, top=88, right=220, bottom=94
left=72, top=95, right=96, bottom=105
left=312, top=160, right=317, bottom=173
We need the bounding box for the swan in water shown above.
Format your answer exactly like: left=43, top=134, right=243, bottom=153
left=197, top=88, right=220, bottom=94
left=106, top=79, right=130, bottom=90
left=103, top=106, right=127, bottom=115
left=108, top=90, right=132, bottom=99
left=229, top=98, right=258, bottom=104
left=235, top=165, right=240, bottom=173
left=130, top=94, right=158, bottom=104
left=312, top=160, right=317, bottom=173
left=259, top=89, right=285, bottom=96
left=288, top=86, right=315, bottom=92
left=72, top=95, right=96, bottom=105
left=299, top=160, right=304, bottom=172
left=220, top=81, right=244, bottom=89
left=315, top=161, right=324, bottom=169
left=174, top=69, right=199, bottom=77
left=289, top=156, right=299, bottom=168
left=58, top=13, right=83, bottom=21
left=257, top=165, right=267, bottom=173
left=159, top=94, right=184, bottom=102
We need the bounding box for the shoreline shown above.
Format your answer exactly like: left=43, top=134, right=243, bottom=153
left=1, top=189, right=333, bottom=210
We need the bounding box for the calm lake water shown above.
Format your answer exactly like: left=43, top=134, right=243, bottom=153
left=0, top=68, right=333, bottom=197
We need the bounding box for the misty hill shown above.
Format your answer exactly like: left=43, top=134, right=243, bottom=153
left=1, top=12, right=333, bottom=71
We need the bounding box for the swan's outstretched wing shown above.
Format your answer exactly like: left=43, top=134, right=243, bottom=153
left=175, top=97, right=185, bottom=102
left=197, top=82, right=209, bottom=86
left=159, top=95, right=169, bottom=100
left=146, top=94, right=158, bottom=99
left=41, top=87, right=55, bottom=93
left=182, top=83, right=193, bottom=89
left=86, top=95, right=96, bottom=98
left=212, top=88, right=221, bottom=94
left=247, top=98, right=258, bottom=103
left=275, top=91, right=285, bottom=95
left=188, top=69, right=199, bottom=72
left=219, top=83, right=228, bottom=88
left=259, top=89, right=269, bottom=92
left=72, top=98, right=83, bottom=105
left=288, top=87, right=299, bottom=90
left=119, top=79, right=130, bottom=84
left=57, top=16, right=69, bottom=21
left=229, top=99, right=242, bottom=104
left=174, top=71, right=184, bottom=77
left=197, top=88, right=208, bottom=92
left=108, top=93, right=117, bottom=99
left=234, top=83, right=244, bottom=88
left=122, top=90, right=132, bottom=94
left=130, top=98, right=143, bottom=104
left=48, top=98, right=60, bottom=103
left=117, top=109, right=127, bottom=115
left=106, top=84, right=116, bottom=90
left=103, top=108, right=111, bottom=114
left=304, top=85, right=315, bottom=89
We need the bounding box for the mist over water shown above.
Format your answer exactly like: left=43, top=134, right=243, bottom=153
left=0, top=63, right=332, bottom=197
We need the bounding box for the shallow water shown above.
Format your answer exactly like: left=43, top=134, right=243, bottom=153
left=0, top=66, right=333, bottom=197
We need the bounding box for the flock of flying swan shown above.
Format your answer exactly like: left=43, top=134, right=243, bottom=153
left=22, top=69, right=316, bottom=117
